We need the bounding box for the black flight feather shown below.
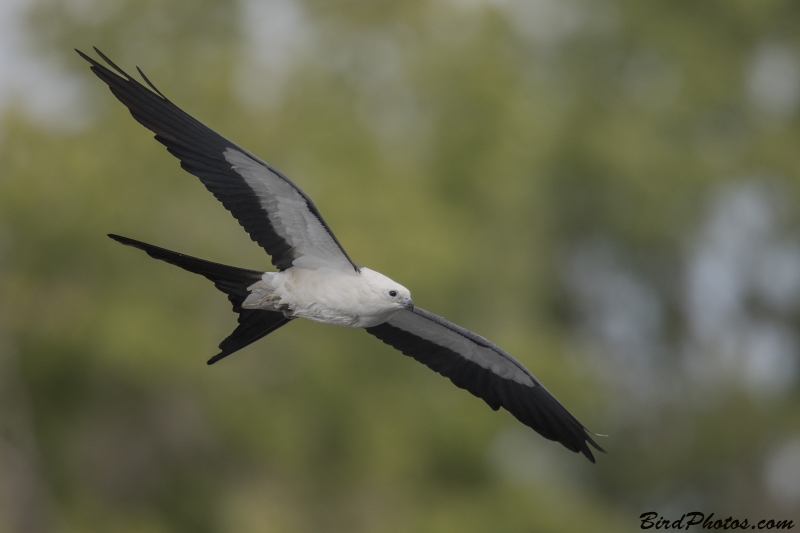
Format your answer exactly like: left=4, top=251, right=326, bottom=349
left=367, top=308, right=604, bottom=462
left=78, top=48, right=358, bottom=273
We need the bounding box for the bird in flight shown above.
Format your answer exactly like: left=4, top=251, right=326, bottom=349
left=78, top=48, right=604, bottom=462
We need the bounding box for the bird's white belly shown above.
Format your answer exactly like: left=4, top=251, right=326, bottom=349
left=247, top=267, right=399, bottom=328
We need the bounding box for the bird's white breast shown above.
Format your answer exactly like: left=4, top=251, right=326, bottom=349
left=266, top=267, right=401, bottom=328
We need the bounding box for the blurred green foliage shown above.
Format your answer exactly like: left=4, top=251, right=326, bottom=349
left=1, top=0, right=800, bottom=531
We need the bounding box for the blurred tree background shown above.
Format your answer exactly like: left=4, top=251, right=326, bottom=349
left=1, top=0, right=800, bottom=531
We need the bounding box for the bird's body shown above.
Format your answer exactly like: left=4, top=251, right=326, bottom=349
left=244, top=267, right=412, bottom=328
left=79, top=48, right=604, bottom=462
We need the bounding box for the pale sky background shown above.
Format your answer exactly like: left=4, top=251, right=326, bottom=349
left=0, top=0, right=88, bottom=129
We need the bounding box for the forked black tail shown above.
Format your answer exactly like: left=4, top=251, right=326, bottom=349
left=109, top=234, right=291, bottom=364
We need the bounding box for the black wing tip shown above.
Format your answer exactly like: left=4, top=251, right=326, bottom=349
left=77, top=48, right=166, bottom=100
left=136, top=65, right=168, bottom=100
left=589, top=433, right=607, bottom=453
left=575, top=428, right=607, bottom=463
left=75, top=48, right=93, bottom=63
left=91, top=47, right=130, bottom=78
left=367, top=317, right=607, bottom=463
left=76, top=47, right=122, bottom=75
left=550, top=418, right=606, bottom=464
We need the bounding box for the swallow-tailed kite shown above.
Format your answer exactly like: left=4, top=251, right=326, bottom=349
left=78, top=48, right=604, bottom=462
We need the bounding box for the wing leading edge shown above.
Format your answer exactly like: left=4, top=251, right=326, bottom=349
left=366, top=307, right=604, bottom=462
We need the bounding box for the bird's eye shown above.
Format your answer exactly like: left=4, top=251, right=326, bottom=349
left=389, top=290, right=398, bottom=297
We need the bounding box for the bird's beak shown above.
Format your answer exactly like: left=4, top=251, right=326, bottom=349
left=400, top=297, right=414, bottom=311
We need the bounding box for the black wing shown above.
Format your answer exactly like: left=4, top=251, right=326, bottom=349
left=79, top=48, right=358, bottom=273
left=366, top=308, right=603, bottom=462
